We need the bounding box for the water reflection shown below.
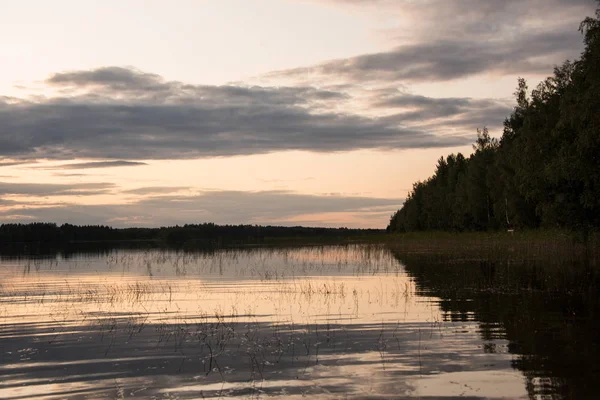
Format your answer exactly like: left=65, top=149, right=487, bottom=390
left=0, top=244, right=596, bottom=399
left=392, top=251, right=599, bottom=399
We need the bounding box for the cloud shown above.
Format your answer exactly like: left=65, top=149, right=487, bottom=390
left=0, top=190, right=403, bottom=228
left=324, top=0, right=595, bottom=39
left=46, top=67, right=350, bottom=105
left=47, top=67, right=163, bottom=91
left=373, top=93, right=512, bottom=129
left=0, top=160, right=36, bottom=167
left=0, top=67, right=472, bottom=161
left=41, top=160, right=148, bottom=170
left=0, top=182, right=115, bottom=197
left=0, top=198, right=19, bottom=206
left=7, top=1, right=591, bottom=162
left=266, top=0, right=596, bottom=86
left=266, top=29, right=585, bottom=84
left=124, top=186, right=191, bottom=195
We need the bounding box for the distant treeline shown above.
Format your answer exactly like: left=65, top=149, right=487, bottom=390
left=388, top=7, right=600, bottom=233
left=0, top=222, right=383, bottom=247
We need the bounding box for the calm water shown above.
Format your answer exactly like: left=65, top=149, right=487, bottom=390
left=0, top=244, right=598, bottom=399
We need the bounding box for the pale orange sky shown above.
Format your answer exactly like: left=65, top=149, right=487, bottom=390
left=0, top=0, right=595, bottom=227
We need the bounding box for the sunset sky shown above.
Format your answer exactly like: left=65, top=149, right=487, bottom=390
left=0, top=0, right=596, bottom=228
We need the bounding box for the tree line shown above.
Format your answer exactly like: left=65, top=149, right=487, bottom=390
left=0, top=222, right=382, bottom=246
left=388, top=7, right=600, bottom=234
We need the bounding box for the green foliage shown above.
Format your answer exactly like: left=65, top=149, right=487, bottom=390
left=388, top=6, right=600, bottom=233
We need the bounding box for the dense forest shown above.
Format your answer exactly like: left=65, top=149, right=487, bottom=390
left=0, top=222, right=382, bottom=247
left=388, top=7, right=600, bottom=234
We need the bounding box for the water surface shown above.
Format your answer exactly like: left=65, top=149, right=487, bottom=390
left=0, top=244, right=597, bottom=399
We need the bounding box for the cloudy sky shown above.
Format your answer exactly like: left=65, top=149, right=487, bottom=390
left=0, top=0, right=596, bottom=228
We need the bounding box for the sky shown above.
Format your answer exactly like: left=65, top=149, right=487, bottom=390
left=0, top=0, right=597, bottom=228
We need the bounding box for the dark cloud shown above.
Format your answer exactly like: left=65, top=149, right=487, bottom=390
left=374, top=93, right=512, bottom=128
left=376, top=93, right=487, bottom=109
left=0, top=190, right=403, bottom=228
left=268, top=0, right=596, bottom=85
left=46, top=67, right=349, bottom=105
left=47, top=67, right=163, bottom=91
left=0, top=182, right=115, bottom=197
left=8, top=1, right=590, bottom=162
left=0, top=198, right=19, bottom=205
left=0, top=160, right=36, bottom=167
left=267, top=29, right=585, bottom=84
left=44, top=161, right=147, bottom=170
left=0, top=68, right=471, bottom=161
left=326, top=0, right=596, bottom=39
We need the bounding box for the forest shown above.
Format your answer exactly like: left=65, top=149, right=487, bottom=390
left=387, top=8, right=600, bottom=234
left=0, top=222, right=382, bottom=247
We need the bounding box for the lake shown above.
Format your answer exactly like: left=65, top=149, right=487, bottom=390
left=0, top=244, right=598, bottom=399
